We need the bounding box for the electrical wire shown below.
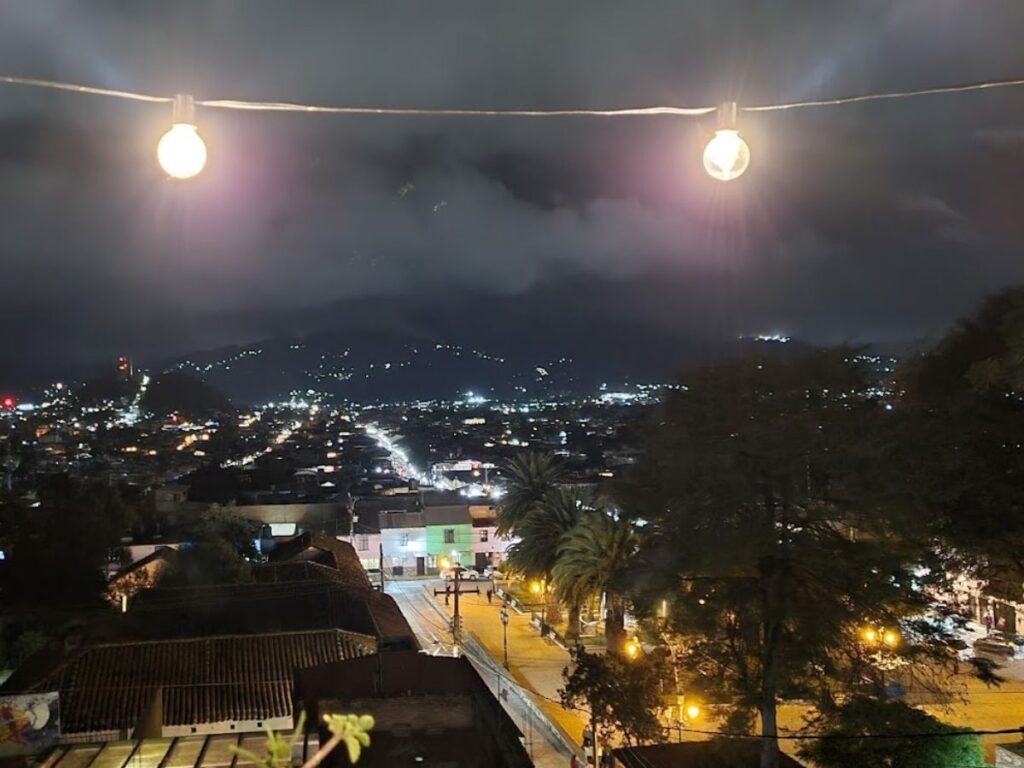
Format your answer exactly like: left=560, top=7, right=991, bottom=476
left=0, top=75, right=171, bottom=104
left=742, top=75, right=1024, bottom=112
left=4, top=73, right=1024, bottom=118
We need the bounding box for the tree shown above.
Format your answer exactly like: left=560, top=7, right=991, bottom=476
left=561, top=646, right=666, bottom=750
left=496, top=451, right=565, bottom=537
left=553, top=510, right=639, bottom=651
left=622, top=349, right=959, bottom=768
left=797, top=696, right=983, bottom=768
left=0, top=475, right=135, bottom=607
left=168, top=511, right=262, bottom=586
left=506, top=486, right=587, bottom=628
left=894, top=287, right=1024, bottom=590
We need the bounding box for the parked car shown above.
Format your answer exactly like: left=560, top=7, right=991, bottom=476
left=443, top=566, right=481, bottom=581
left=972, top=635, right=1024, bottom=660
left=482, top=566, right=506, bottom=580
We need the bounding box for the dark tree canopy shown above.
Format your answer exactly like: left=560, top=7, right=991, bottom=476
left=621, top=349, right=958, bottom=768
left=797, top=696, right=983, bottom=768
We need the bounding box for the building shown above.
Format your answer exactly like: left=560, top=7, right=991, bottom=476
left=423, top=505, right=473, bottom=570
left=469, top=504, right=514, bottom=570
left=2, top=533, right=417, bottom=749
left=611, top=742, right=804, bottom=768
left=378, top=510, right=427, bottom=576
left=295, top=651, right=533, bottom=768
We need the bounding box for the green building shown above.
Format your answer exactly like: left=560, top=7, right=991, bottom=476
left=424, top=505, right=474, bottom=571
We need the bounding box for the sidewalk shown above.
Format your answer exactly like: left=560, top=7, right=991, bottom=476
left=425, top=582, right=589, bottom=746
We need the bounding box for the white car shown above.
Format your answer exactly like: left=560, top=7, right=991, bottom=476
left=443, top=567, right=481, bottom=581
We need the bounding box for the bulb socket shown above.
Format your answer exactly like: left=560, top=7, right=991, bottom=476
left=716, top=101, right=738, bottom=130
left=172, top=94, right=196, bottom=124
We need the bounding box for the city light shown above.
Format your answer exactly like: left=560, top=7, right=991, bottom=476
left=157, top=95, right=207, bottom=179
left=861, top=627, right=878, bottom=644
left=883, top=629, right=900, bottom=648
left=439, top=557, right=451, bottom=571
left=686, top=703, right=701, bottom=720
left=624, top=638, right=641, bottom=659
left=1, top=395, right=15, bottom=410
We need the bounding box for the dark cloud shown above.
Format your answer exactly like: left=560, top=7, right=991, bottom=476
left=2, top=1, right=1024, bottom=385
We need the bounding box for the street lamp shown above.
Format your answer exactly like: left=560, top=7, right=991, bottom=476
left=529, top=580, right=543, bottom=595
left=500, top=604, right=510, bottom=669
left=624, top=638, right=641, bottom=660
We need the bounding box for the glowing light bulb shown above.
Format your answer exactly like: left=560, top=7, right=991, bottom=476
left=861, top=627, right=878, bottom=644
left=686, top=704, right=701, bottom=720
left=157, top=94, right=206, bottom=180
left=703, top=129, right=750, bottom=181
left=883, top=629, right=899, bottom=648
left=158, top=124, right=207, bottom=179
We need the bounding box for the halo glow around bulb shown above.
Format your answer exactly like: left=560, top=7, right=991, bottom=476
left=703, top=128, right=750, bottom=181
left=157, top=123, right=207, bottom=179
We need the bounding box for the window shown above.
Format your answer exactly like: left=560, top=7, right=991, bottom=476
left=443, top=528, right=455, bottom=544
left=356, top=535, right=369, bottom=551
left=480, top=529, right=489, bottom=542
left=399, top=533, right=409, bottom=546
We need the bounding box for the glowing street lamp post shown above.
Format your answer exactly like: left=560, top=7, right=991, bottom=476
left=500, top=603, right=510, bottom=669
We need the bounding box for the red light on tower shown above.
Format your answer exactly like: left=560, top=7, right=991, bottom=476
left=1, top=395, right=15, bottom=410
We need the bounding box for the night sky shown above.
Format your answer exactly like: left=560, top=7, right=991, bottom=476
left=2, top=2, right=1024, bottom=385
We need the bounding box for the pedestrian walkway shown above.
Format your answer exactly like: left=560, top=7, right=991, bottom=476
left=428, top=582, right=588, bottom=745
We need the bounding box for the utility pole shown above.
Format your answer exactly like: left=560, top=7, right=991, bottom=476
left=432, top=565, right=479, bottom=646
left=379, top=541, right=385, bottom=591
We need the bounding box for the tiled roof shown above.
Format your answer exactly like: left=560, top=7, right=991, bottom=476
left=268, top=533, right=371, bottom=589
left=124, top=581, right=414, bottom=648
left=40, top=630, right=375, bottom=735
left=612, top=743, right=804, bottom=768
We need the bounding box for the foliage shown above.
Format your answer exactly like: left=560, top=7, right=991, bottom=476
left=797, top=696, right=983, bottom=768
left=234, top=710, right=375, bottom=768
left=506, top=485, right=588, bottom=578
left=0, top=475, right=135, bottom=607
left=497, top=451, right=565, bottom=537
left=169, top=510, right=262, bottom=585
left=894, top=287, right=1024, bottom=588
left=561, top=646, right=666, bottom=747
left=553, top=510, right=639, bottom=651
left=621, top=348, right=960, bottom=767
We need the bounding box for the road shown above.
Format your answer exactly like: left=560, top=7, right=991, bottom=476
left=387, top=579, right=584, bottom=768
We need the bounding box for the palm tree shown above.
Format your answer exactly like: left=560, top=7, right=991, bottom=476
left=506, top=486, right=587, bottom=630
left=552, top=510, right=639, bottom=653
left=496, top=452, right=566, bottom=537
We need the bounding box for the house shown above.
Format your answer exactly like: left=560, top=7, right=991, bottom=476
left=469, top=504, right=514, bottom=570
left=106, top=546, right=179, bottom=605
left=295, top=651, right=533, bottom=768
left=423, top=505, right=473, bottom=570
left=379, top=510, right=428, bottom=576
left=14, top=629, right=375, bottom=742
left=611, top=742, right=804, bottom=768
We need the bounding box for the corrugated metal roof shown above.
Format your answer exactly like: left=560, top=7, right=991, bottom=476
left=44, top=630, right=374, bottom=735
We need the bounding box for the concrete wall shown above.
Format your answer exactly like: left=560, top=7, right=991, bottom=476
left=381, top=528, right=428, bottom=574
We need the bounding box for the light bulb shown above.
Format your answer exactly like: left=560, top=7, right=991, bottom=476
left=686, top=704, right=701, bottom=720
left=157, top=123, right=207, bottom=179
left=703, top=128, right=750, bottom=181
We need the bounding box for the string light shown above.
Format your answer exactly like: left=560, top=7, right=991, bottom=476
left=703, top=102, right=750, bottom=182
left=157, top=94, right=207, bottom=179
left=3, top=73, right=1024, bottom=182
